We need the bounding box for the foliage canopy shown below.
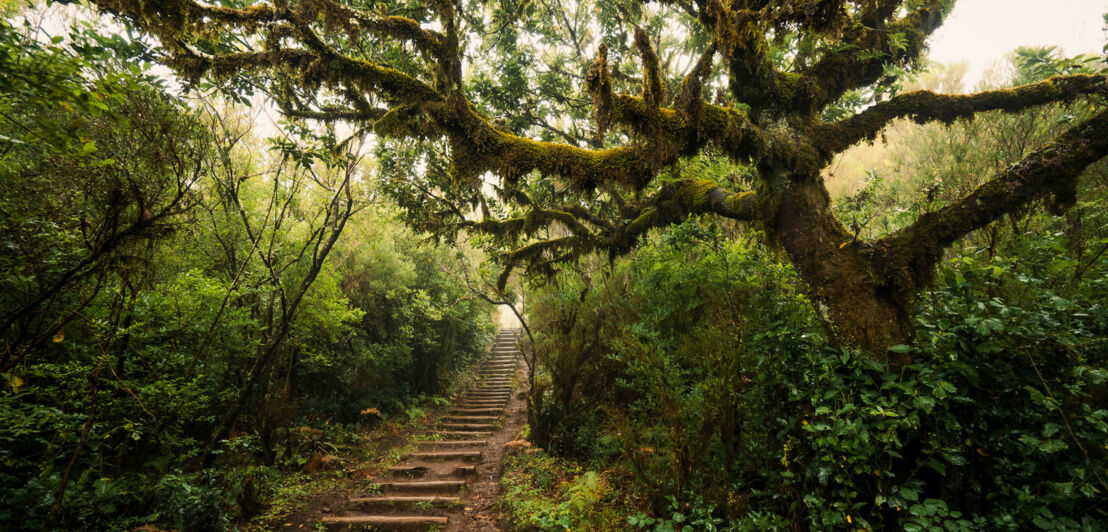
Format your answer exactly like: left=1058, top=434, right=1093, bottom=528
left=81, top=0, right=1108, bottom=358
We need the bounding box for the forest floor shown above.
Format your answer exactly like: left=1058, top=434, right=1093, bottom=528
left=255, top=329, right=528, bottom=531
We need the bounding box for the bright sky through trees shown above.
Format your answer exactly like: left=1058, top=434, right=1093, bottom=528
left=928, top=0, right=1106, bottom=87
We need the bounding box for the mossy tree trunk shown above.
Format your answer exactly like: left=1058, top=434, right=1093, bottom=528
left=770, top=178, right=911, bottom=362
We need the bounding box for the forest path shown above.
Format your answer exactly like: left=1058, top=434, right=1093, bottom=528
left=321, top=328, right=527, bottom=531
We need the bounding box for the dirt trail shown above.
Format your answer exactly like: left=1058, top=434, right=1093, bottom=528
left=320, top=328, right=528, bottom=531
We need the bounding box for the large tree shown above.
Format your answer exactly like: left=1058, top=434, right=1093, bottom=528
left=85, top=0, right=1108, bottom=360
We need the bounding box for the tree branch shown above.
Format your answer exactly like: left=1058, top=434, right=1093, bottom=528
left=786, top=0, right=948, bottom=114
left=813, top=74, right=1107, bottom=155
left=872, top=107, right=1108, bottom=299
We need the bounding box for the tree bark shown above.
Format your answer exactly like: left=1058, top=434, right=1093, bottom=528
left=771, top=179, right=910, bottom=363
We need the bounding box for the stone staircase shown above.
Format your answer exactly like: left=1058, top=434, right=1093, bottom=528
left=322, top=328, right=521, bottom=530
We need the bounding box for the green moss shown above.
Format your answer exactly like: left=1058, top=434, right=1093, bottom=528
left=633, top=27, right=664, bottom=109
left=775, top=72, right=804, bottom=102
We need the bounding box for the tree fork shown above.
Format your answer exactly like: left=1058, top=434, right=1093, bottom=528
left=768, top=178, right=910, bottom=362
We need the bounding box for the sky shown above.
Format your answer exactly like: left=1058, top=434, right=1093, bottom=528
left=927, top=0, right=1107, bottom=88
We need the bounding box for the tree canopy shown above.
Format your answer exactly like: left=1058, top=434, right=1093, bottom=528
left=83, top=0, right=1108, bottom=359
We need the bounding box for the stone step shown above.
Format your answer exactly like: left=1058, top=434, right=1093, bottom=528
left=347, top=495, right=461, bottom=510
left=456, top=401, right=506, bottom=407
left=322, top=515, right=448, bottom=530
left=409, top=450, right=482, bottom=460
left=429, top=431, right=490, bottom=439
left=388, top=464, right=474, bottom=477
left=442, top=415, right=498, bottom=423
left=418, top=439, right=487, bottom=448
left=372, top=480, right=467, bottom=493
left=440, top=423, right=495, bottom=431
left=450, top=407, right=503, bottom=415
left=454, top=465, right=476, bottom=476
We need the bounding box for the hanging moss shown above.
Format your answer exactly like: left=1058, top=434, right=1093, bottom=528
left=586, top=43, right=615, bottom=137
left=633, top=27, right=664, bottom=109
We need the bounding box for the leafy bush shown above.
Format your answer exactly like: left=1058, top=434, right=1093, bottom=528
left=500, top=450, right=629, bottom=531
left=525, top=212, right=1108, bottom=529
left=0, top=16, right=495, bottom=530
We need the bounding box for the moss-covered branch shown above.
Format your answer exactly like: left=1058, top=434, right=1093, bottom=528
left=710, top=0, right=783, bottom=114
left=90, top=0, right=445, bottom=106
left=277, top=106, right=386, bottom=122
left=89, top=0, right=280, bottom=37
left=813, top=74, right=1108, bottom=155
left=476, top=179, right=760, bottom=289
left=872, top=107, right=1108, bottom=302
left=445, top=92, right=770, bottom=192
left=301, top=0, right=446, bottom=58
left=618, top=179, right=757, bottom=249
left=785, top=0, right=948, bottom=114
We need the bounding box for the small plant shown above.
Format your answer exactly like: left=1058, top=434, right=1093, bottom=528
left=404, top=406, right=426, bottom=422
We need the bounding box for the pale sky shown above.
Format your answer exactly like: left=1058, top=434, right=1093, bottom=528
left=927, top=0, right=1107, bottom=88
